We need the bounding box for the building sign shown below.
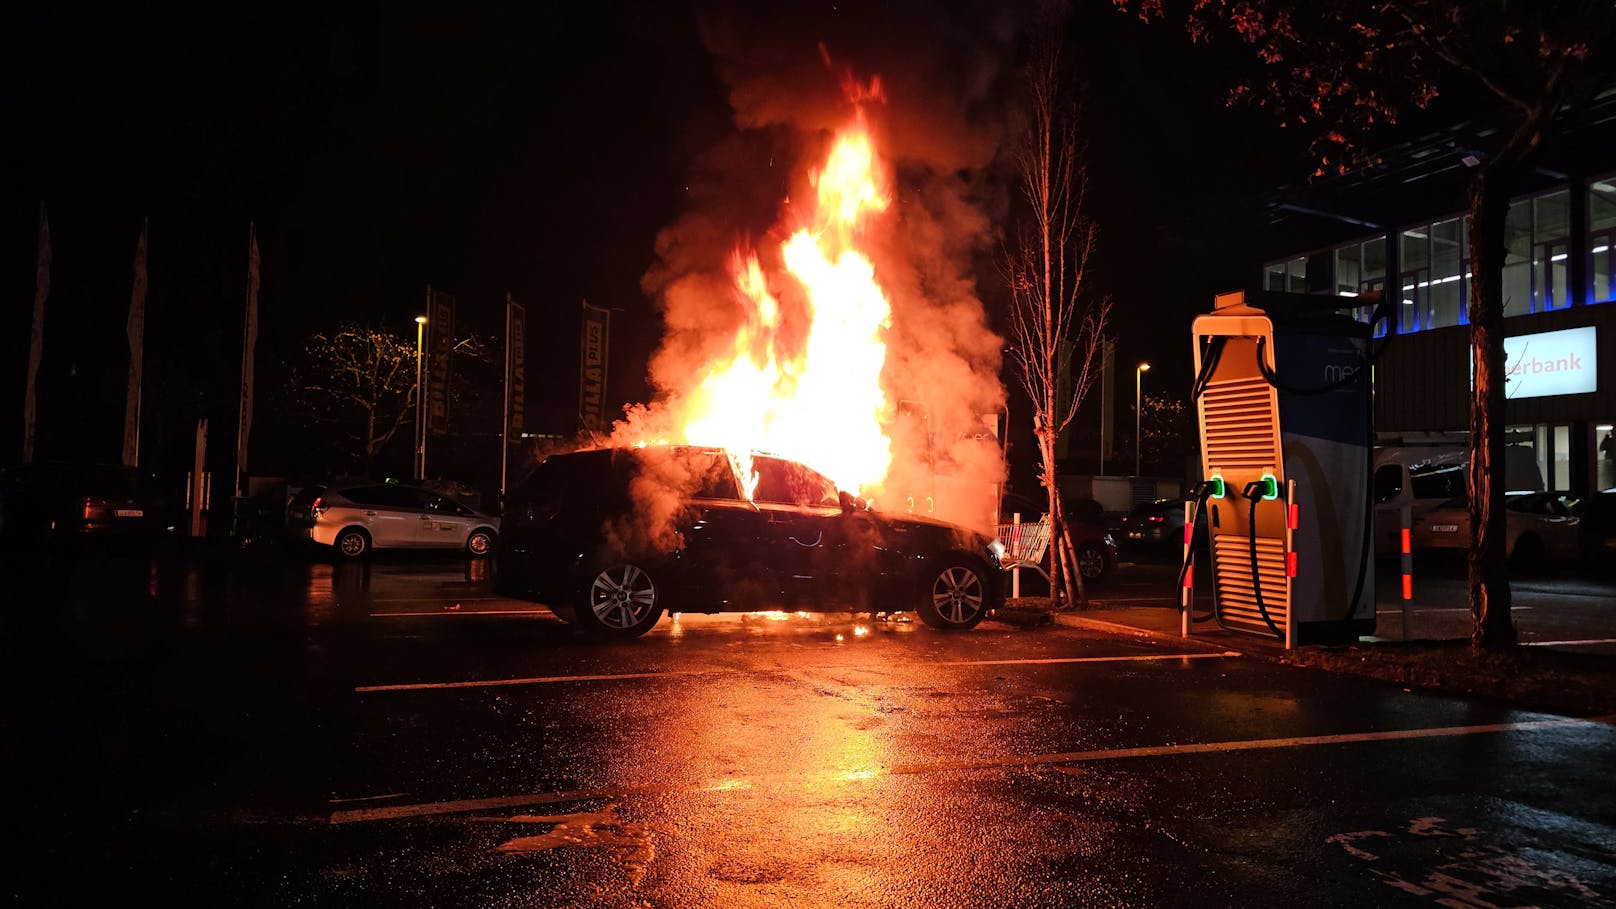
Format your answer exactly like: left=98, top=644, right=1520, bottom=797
left=1503, top=326, right=1597, bottom=399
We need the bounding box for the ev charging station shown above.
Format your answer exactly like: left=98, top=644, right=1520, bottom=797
left=1185, top=290, right=1385, bottom=647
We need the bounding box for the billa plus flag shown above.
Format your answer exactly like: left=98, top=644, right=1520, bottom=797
left=578, top=301, right=611, bottom=433
left=236, top=224, right=260, bottom=495
left=507, top=296, right=526, bottom=435
left=427, top=289, right=456, bottom=435
left=123, top=219, right=148, bottom=469
left=23, top=204, right=50, bottom=464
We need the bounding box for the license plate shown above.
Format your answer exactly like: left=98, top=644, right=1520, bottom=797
left=1431, top=524, right=1459, bottom=533
left=115, top=509, right=143, bottom=518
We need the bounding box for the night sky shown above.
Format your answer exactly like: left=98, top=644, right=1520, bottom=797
left=5, top=1, right=1311, bottom=485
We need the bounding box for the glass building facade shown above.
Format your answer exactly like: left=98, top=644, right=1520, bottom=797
left=1262, top=174, right=1616, bottom=494
left=1264, top=177, right=1615, bottom=334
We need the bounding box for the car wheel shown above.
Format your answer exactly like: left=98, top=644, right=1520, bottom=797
left=917, top=559, right=992, bottom=630
left=334, top=527, right=370, bottom=560
left=575, top=562, right=664, bottom=638
left=1075, top=542, right=1111, bottom=583
left=466, top=528, right=496, bottom=557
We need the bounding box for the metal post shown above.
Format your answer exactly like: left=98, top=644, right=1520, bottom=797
left=1135, top=363, right=1150, bottom=476
left=1180, top=499, right=1194, bottom=637
left=1011, top=512, right=1022, bottom=600
left=1400, top=504, right=1413, bottom=640
left=414, top=310, right=427, bottom=481
left=501, top=294, right=513, bottom=499
left=1283, top=478, right=1297, bottom=651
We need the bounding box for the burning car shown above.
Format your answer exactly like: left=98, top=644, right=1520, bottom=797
left=494, top=446, right=1006, bottom=637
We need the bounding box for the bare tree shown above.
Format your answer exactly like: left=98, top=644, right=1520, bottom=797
left=1119, top=0, right=1614, bottom=649
left=292, top=324, right=420, bottom=472
left=1004, top=14, right=1113, bottom=609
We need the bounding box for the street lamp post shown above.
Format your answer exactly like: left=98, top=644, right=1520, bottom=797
left=415, top=315, right=427, bottom=481
left=1135, top=362, right=1150, bottom=477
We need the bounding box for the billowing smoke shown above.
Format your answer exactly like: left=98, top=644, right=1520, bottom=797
left=614, top=1, right=1027, bottom=538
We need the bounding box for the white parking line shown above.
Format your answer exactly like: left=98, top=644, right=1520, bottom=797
left=369, top=596, right=506, bottom=605
left=369, top=609, right=551, bottom=618
left=936, top=714, right=1616, bottom=775
left=1524, top=638, right=1616, bottom=647
left=354, top=651, right=1242, bottom=693
left=329, top=713, right=1615, bottom=824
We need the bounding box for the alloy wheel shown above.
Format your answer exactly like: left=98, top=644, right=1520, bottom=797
left=589, top=564, right=658, bottom=629
left=931, top=565, right=985, bottom=625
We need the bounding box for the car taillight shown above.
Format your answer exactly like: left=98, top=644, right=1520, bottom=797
left=311, top=496, right=327, bottom=516
left=1147, top=515, right=1165, bottom=523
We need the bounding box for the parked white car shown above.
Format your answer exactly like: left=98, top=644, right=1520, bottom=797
left=298, top=483, right=499, bottom=559
left=1411, top=491, right=1582, bottom=565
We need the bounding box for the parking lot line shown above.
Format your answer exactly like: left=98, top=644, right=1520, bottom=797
left=328, top=713, right=1616, bottom=824
left=368, top=608, right=551, bottom=617
left=911, top=714, right=1616, bottom=775
left=354, top=651, right=1241, bottom=693
left=1524, top=638, right=1616, bottom=647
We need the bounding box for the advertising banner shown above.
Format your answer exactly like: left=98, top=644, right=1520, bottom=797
left=427, top=290, right=456, bottom=434
left=508, top=299, right=526, bottom=435
left=579, top=301, right=611, bottom=433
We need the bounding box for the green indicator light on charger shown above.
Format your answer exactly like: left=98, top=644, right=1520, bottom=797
left=1259, top=473, right=1280, bottom=500
left=1209, top=476, right=1226, bottom=499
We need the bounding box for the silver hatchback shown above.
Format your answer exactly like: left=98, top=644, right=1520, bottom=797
left=301, top=483, right=499, bottom=559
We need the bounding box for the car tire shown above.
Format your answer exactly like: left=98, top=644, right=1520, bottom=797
left=916, top=558, right=992, bottom=630
left=334, top=527, right=371, bottom=560
left=466, top=528, right=496, bottom=557
left=574, top=562, right=665, bottom=639
left=1075, top=542, right=1112, bottom=583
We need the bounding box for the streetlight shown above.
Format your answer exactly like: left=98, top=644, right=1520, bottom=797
left=1135, top=362, right=1150, bottom=477
left=415, top=315, right=427, bottom=481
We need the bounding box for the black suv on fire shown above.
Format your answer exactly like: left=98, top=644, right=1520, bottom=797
left=494, top=446, right=1006, bottom=637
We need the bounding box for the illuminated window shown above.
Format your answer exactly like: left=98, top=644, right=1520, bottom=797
left=1591, top=176, right=1616, bottom=305
left=1502, top=199, right=1533, bottom=317
left=1533, top=191, right=1570, bottom=312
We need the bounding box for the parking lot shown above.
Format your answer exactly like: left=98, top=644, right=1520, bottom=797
left=6, top=545, right=1613, bottom=905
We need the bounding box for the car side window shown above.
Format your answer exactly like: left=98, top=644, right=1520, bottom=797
left=426, top=495, right=470, bottom=516
left=1410, top=466, right=1463, bottom=501
left=689, top=452, right=741, bottom=501
left=339, top=486, right=388, bottom=506
left=1373, top=465, right=1404, bottom=504
left=753, top=457, right=839, bottom=507
left=353, top=486, right=426, bottom=509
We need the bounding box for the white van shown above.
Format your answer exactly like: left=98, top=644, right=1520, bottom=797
left=1372, top=440, right=1543, bottom=556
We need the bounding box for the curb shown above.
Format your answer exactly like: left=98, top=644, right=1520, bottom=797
left=1051, top=612, right=1239, bottom=653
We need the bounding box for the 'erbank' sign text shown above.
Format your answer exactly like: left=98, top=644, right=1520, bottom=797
left=1503, top=326, right=1597, bottom=399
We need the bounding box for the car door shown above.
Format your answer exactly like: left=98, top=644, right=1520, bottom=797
left=660, top=450, right=778, bottom=610
left=370, top=486, right=433, bottom=547
left=419, top=493, right=475, bottom=548
left=751, top=457, right=843, bottom=607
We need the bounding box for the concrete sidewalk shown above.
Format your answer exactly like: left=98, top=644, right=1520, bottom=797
left=1044, top=590, right=1616, bottom=657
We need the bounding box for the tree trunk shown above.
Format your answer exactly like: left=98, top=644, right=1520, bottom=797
left=1464, top=167, right=1517, bottom=651
left=1039, top=421, right=1066, bottom=608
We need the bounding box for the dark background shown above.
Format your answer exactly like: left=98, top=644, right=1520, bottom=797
left=3, top=1, right=1328, bottom=495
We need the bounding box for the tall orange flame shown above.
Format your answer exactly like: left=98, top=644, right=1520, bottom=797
left=676, top=111, right=895, bottom=498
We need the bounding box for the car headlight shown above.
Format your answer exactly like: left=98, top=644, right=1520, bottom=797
left=988, top=540, right=1006, bottom=563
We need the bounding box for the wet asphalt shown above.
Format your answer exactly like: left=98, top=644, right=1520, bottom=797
left=4, top=540, right=1614, bottom=907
